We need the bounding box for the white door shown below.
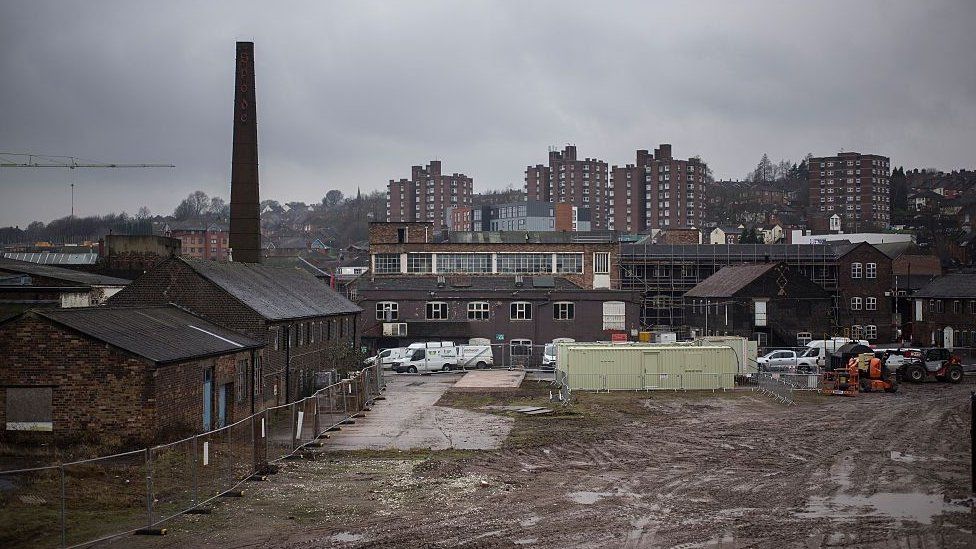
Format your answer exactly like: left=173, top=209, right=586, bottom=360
left=943, top=327, right=954, bottom=349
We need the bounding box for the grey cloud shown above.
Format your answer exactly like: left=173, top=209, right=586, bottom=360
left=1, top=0, right=974, bottom=227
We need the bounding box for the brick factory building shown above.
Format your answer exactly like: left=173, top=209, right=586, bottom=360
left=808, top=151, right=891, bottom=232
left=609, top=145, right=707, bottom=233
left=912, top=273, right=976, bottom=348
left=387, top=160, right=473, bottom=225
left=0, top=306, right=263, bottom=443
left=353, top=222, right=639, bottom=361
left=107, top=257, right=362, bottom=405
left=525, top=145, right=610, bottom=230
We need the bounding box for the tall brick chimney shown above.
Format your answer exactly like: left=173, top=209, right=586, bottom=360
left=229, top=41, right=261, bottom=263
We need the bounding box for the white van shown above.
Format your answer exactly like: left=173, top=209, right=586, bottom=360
left=456, top=345, right=494, bottom=369
left=365, top=347, right=408, bottom=368
left=804, top=338, right=870, bottom=368
left=543, top=338, right=575, bottom=369
left=392, top=346, right=459, bottom=373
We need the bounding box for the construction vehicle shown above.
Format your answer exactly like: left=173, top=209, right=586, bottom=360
left=888, top=347, right=964, bottom=383
left=821, top=344, right=897, bottom=395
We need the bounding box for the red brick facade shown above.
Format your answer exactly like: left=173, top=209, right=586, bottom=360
left=0, top=314, right=258, bottom=444
left=836, top=243, right=894, bottom=342
left=808, top=152, right=891, bottom=231
left=525, top=146, right=609, bottom=230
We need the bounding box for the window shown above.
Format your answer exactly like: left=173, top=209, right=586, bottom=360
left=426, top=302, right=448, bottom=320
left=602, top=301, right=625, bottom=330
left=436, top=253, right=492, bottom=273
left=936, top=300, right=944, bottom=313
left=406, top=254, right=432, bottom=273
left=376, top=301, right=398, bottom=321
left=796, top=332, right=812, bottom=346
left=554, top=302, right=575, bottom=320
left=497, top=253, right=552, bottom=273
left=510, top=301, right=532, bottom=320
left=593, top=252, right=610, bottom=274
left=467, top=301, right=490, bottom=321
left=555, top=254, right=583, bottom=274
left=236, top=360, right=248, bottom=404
left=511, top=339, right=533, bottom=356
left=5, top=387, right=53, bottom=431
left=865, top=297, right=877, bottom=311
left=864, top=325, right=878, bottom=340
left=374, top=254, right=402, bottom=274
left=271, top=327, right=280, bottom=351
left=851, top=263, right=863, bottom=278
left=866, top=263, right=877, bottom=279
left=851, top=297, right=863, bottom=310
left=851, top=325, right=863, bottom=339
left=952, top=300, right=962, bottom=314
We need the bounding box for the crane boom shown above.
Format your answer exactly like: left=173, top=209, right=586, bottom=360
left=0, top=153, right=174, bottom=168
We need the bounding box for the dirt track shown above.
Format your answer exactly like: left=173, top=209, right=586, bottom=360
left=116, top=378, right=976, bottom=548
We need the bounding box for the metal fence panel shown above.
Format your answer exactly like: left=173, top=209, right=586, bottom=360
left=147, top=436, right=196, bottom=524
left=62, top=450, right=147, bottom=547
left=0, top=466, right=62, bottom=548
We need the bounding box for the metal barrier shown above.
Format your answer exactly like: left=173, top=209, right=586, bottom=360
left=0, top=360, right=385, bottom=548
left=755, top=372, right=796, bottom=405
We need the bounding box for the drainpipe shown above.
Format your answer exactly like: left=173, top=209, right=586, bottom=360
left=249, top=348, right=257, bottom=414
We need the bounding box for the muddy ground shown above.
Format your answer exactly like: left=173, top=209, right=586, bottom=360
left=113, top=377, right=976, bottom=548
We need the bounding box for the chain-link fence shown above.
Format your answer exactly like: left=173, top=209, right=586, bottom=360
left=0, top=360, right=385, bottom=548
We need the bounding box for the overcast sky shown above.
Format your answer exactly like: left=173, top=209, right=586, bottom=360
left=1, top=1, right=974, bottom=227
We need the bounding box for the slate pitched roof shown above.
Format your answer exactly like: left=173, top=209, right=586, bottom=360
left=182, top=258, right=361, bottom=320
left=0, top=258, right=130, bottom=286
left=914, top=273, right=976, bottom=299
left=34, top=306, right=263, bottom=364
left=684, top=263, right=779, bottom=298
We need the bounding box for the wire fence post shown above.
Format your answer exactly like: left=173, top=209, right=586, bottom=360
left=59, top=465, right=66, bottom=548
left=191, top=435, right=198, bottom=507
left=144, top=448, right=153, bottom=530
left=291, top=402, right=298, bottom=451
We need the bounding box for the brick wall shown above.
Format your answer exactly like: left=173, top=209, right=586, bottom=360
left=837, top=243, right=894, bottom=342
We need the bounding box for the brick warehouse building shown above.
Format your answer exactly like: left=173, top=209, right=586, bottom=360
left=107, top=257, right=362, bottom=405
left=387, top=160, right=473, bottom=225
left=0, top=306, right=262, bottom=443
left=609, top=145, right=707, bottom=233
left=808, top=151, right=891, bottom=232
left=354, top=222, right=639, bottom=362
left=0, top=258, right=130, bottom=319
left=525, top=145, right=610, bottom=230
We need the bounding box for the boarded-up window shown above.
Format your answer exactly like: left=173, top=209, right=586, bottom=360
left=602, top=301, right=625, bottom=330
left=754, top=300, right=768, bottom=327
left=5, top=387, right=53, bottom=431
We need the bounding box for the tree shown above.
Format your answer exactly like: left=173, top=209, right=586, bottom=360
left=323, top=190, right=344, bottom=208
left=208, top=197, right=229, bottom=219
left=751, top=154, right=774, bottom=183
left=137, top=206, right=152, bottom=220
left=173, top=191, right=210, bottom=220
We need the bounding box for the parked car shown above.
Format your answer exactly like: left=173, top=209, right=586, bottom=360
left=392, top=346, right=459, bottom=373
left=542, top=338, right=576, bottom=370
left=757, top=349, right=819, bottom=373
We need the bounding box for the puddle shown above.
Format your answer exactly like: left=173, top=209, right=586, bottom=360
left=889, top=451, right=919, bottom=463
left=567, top=491, right=611, bottom=504
left=519, top=515, right=541, bottom=527
left=331, top=532, right=364, bottom=543
left=514, top=538, right=538, bottom=545
left=801, top=492, right=969, bottom=525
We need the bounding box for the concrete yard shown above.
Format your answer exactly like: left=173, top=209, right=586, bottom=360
left=325, top=374, right=514, bottom=451
left=452, top=368, right=526, bottom=389
left=116, top=376, right=975, bottom=549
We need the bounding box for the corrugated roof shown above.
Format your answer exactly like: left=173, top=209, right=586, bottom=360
left=3, top=252, right=98, bottom=265
left=914, top=273, right=976, bottom=298
left=35, top=306, right=263, bottom=364
left=446, top=231, right=618, bottom=244
left=684, top=263, right=779, bottom=298
left=183, top=258, right=361, bottom=320
left=0, top=258, right=130, bottom=286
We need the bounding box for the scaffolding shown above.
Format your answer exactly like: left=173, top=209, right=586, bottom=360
left=618, top=243, right=840, bottom=330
